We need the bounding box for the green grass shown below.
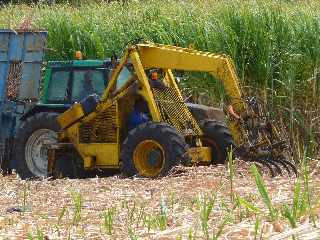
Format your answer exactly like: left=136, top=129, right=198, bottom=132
left=0, top=0, right=319, bottom=83
left=70, top=190, right=83, bottom=225
left=227, top=147, right=235, bottom=202
left=249, top=159, right=319, bottom=236
left=0, top=0, right=319, bottom=156
left=27, top=227, right=45, bottom=240
left=250, top=164, right=277, bottom=221
left=254, top=217, right=261, bottom=240
left=196, top=193, right=215, bottom=238
left=158, top=195, right=168, bottom=230
left=281, top=179, right=306, bottom=228
left=103, top=207, right=117, bottom=235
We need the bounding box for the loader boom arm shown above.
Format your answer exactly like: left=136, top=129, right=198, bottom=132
left=137, top=44, right=245, bottom=109
left=134, top=43, right=246, bottom=144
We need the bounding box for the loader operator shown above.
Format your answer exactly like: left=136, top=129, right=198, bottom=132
left=127, top=69, right=166, bottom=130
left=149, top=70, right=167, bottom=90
left=127, top=98, right=149, bottom=130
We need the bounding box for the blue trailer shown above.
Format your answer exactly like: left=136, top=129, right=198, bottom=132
left=0, top=29, right=113, bottom=179
left=0, top=30, right=47, bottom=171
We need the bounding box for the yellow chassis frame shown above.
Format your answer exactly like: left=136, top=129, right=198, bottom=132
left=58, top=43, right=246, bottom=169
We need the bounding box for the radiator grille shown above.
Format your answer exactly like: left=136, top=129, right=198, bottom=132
left=79, top=104, right=117, bottom=143
left=152, top=87, right=202, bottom=136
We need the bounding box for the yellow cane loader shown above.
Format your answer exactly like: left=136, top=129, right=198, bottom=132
left=48, top=43, right=296, bottom=178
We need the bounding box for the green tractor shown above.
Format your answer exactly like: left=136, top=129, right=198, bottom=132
left=0, top=29, right=120, bottom=179
left=13, top=59, right=116, bottom=179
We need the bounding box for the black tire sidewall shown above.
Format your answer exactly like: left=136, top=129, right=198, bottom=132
left=200, top=120, right=234, bottom=165
left=120, top=122, right=190, bottom=177
left=14, top=112, right=60, bottom=179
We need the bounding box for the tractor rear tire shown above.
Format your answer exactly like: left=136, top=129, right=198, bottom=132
left=199, top=120, right=234, bottom=164
left=120, top=122, right=190, bottom=177
left=14, top=112, right=80, bottom=179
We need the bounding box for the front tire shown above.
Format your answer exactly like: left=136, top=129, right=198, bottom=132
left=120, top=122, right=190, bottom=177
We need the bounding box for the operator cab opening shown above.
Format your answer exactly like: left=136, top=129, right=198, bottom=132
left=46, top=67, right=109, bottom=104
left=113, top=66, right=172, bottom=140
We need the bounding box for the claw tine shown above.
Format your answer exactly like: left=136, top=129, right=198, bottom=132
left=273, top=157, right=292, bottom=175
left=277, top=157, right=298, bottom=176
left=252, top=159, right=276, bottom=177
left=266, top=157, right=283, bottom=176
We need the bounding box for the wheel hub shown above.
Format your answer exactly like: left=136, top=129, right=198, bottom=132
left=133, top=140, right=165, bottom=177
left=25, top=129, right=58, bottom=177
left=147, top=150, right=162, bottom=167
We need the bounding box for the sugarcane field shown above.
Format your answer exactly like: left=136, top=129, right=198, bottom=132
left=0, top=0, right=320, bottom=239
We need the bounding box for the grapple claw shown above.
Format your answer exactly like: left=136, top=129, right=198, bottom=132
left=235, top=96, right=297, bottom=177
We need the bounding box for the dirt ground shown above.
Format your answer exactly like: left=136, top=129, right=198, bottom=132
left=0, top=161, right=320, bottom=239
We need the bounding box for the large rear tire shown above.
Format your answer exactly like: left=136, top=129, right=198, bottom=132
left=120, top=122, right=190, bottom=177
left=14, top=112, right=80, bottom=179
left=199, top=120, right=234, bottom=164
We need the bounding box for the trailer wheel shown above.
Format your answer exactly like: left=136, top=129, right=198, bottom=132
left=14, top=112, right=79, bottom=179
left=199, top=120, right=234, bottom=164
left=120, top=122, right=190, bottom=177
